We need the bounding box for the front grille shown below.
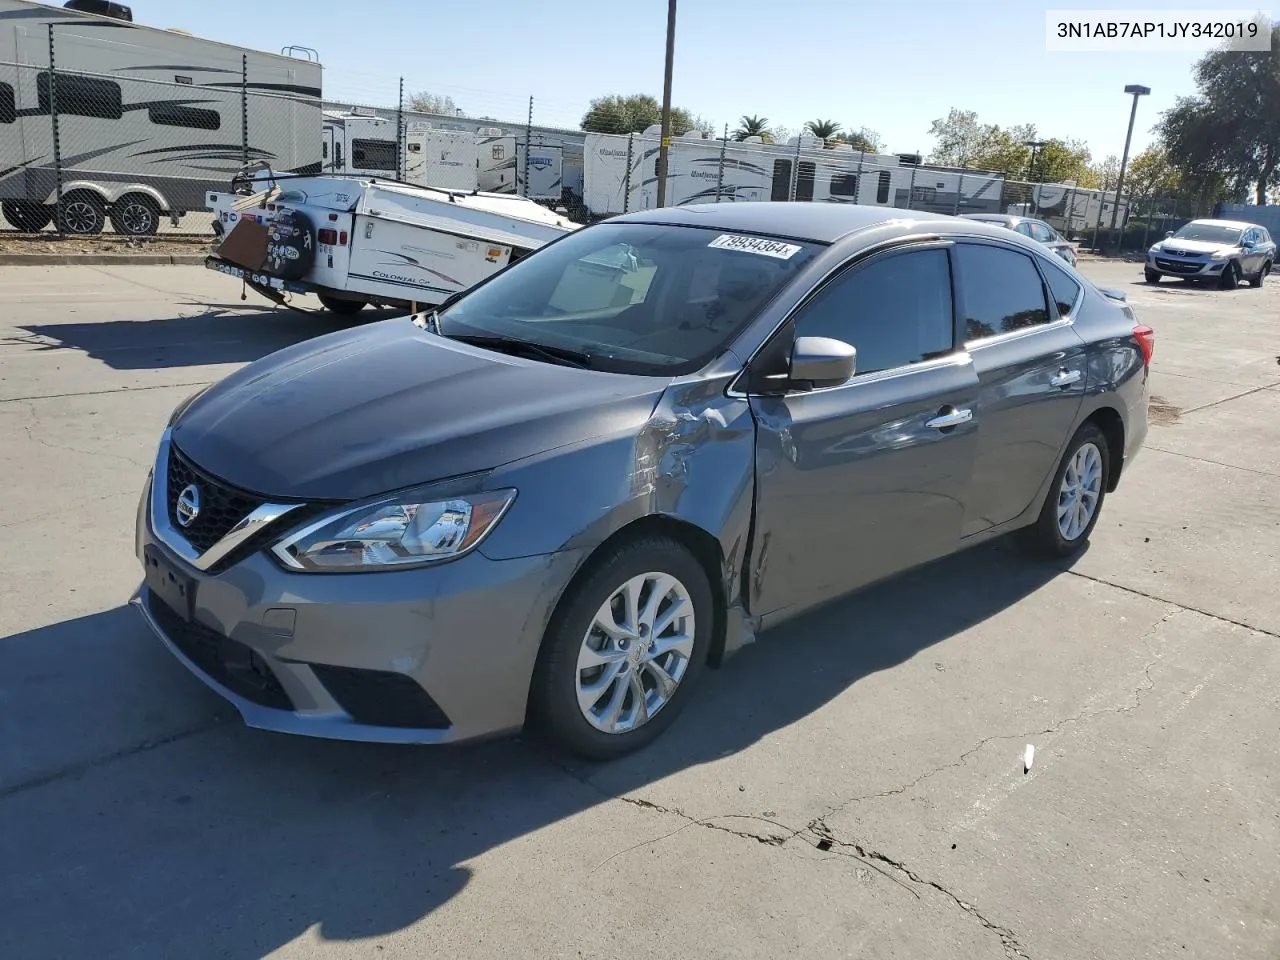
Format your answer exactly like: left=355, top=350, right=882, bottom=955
left=147, top=590, right=293, bottom=711
left=166, top=445, right=267, bottom=554
left=1154, top=257, right=1202, bottom=274
left=311, top=664, right=451, bottom=729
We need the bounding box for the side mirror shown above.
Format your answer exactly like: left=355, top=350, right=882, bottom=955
left=1164, top=230, right=1174, bottom=239
left=790, top=336, right=856, bottom=389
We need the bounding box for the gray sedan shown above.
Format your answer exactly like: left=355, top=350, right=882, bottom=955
left=135, top=204, right=1153, bottom=760
left=960, top=213, right=1078, bottom=266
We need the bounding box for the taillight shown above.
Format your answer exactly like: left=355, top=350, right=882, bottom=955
left=317, top=228, right=338, bottom=245
left=1134, top=324, right=1155, bottom=367
left=338, top=231, right=348, bottom=245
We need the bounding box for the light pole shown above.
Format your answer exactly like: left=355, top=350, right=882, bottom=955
left=1024, top=139, right=1047, bottom=215
left=655, top=0, right=677, bottom=208
left=1110, top=84, right=1150, bottom=248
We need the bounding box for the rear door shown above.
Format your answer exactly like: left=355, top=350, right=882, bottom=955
left=747, top=242, right=980, bottom=617
left=954, top=241, right=1088, bottom=538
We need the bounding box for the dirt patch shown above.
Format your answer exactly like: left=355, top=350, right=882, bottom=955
left=1148, top=395, right=1181, bottom=426
left=0, top=233, right=214, bottom=258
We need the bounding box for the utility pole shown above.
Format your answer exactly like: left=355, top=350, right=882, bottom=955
left=655, top=0, right=677, bottom=208
left=1111, top=84, right=1150, bottom=249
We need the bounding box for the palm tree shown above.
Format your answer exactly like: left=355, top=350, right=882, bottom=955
left=804, top=119, right=842, bottom=142
left=734, top=115, right=771, bottom=142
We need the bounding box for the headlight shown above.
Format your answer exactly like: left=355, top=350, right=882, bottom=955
left=1148, top=244, right=1162, bottom=253
left=271, top=487, right=517, bottom=572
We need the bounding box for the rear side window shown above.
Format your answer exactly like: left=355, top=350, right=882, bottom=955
left=1039, top=256, right=1082, bottom=316
left=36, top=72, right=122, bottom=120
left=876, top=170, right=890, bottom=203
left=0, top=82, right=14, bottom=124
left=771, top=159, right=792, bottom=201
left=351, top=138, right=397, bottom=171
left=149, top=103, right=220, bottom=131
left=955, top=243, right=1049, bottom=340
left=792, top=248, right=955, bottom=376
left=831, top=173, right=858, bottom=198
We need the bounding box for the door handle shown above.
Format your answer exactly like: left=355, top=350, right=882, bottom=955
left=1050, top=368, right=1082, bottom=388
left=925, top=407, right=973, bottom=430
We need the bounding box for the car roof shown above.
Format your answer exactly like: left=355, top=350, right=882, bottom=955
left=1184, top=219, right=1253, bottom=230
left=608, top=202, right=1011, bottom=245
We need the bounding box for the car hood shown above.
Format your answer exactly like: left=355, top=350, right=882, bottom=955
left=171, top=319, right=670, bottom=501
left=1157, top=238, right=1235, bottom=255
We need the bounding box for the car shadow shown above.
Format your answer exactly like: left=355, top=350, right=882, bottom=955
left=0, top=539, right=1084, bottom=958
left=15, top=302, right=404, bottom=370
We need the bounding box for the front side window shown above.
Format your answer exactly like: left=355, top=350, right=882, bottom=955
left=955, top=243, right=1050, bottom=341
left=790, top=248, right=955, bottom=377
left=438, top=223, right=821, bottom=376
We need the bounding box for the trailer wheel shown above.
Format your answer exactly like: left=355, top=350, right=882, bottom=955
left=109, top=193, right=162, bottom=237
left=56, top=191, right=107, bottom=236
left=316, top=293, right=368, bottom=315
left=2, top=200, right=54, bottom=233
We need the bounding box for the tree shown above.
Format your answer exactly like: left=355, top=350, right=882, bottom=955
left=1083, top=155, right=1120, bottom=191
left=926, top=108, right=986, bottom=167
left=1030, top=138, right=1093, bottom=184
left=840, top=126, right=883, bottom=153
left=1156, top=19, right=1280, bottom=204
left=580, top=94, right=699, bottom=136
left=733, top=114, right=772, bottom=142
left=1125, top=147, right=1182, bottom=209
left=804, top=119, right=842, bottom=142
left=407, top=91, right=463, bottom=116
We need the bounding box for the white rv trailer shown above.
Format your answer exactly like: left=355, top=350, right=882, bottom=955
left=205, top=173, right=579, bottom=313
left=475, top=129, right=569, bottom=202
left=404, top=124, right=479, bottom=191
left=0, top=0, right=322, bottom=234
left=1017, top=181, right=1130, bottom=235
left=322, top=111, right=398, bottom=177
left=581, top=128, right=1005, bottom=218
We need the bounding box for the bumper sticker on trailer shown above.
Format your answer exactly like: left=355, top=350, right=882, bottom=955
left=707, top=234, right=803, bottom=260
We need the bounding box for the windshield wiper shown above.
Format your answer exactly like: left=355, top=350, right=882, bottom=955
left=447, top=333, right=595, bottom=369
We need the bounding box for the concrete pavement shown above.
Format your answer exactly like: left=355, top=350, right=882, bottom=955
left=0, top=261, right=1276, bottom=959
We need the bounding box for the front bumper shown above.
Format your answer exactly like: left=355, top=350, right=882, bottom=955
left=1146, top=252, right=1226, bottom=277
left=134, top=440, right=585, bottom=745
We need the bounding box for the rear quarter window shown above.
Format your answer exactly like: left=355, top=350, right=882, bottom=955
left=1038, top=255, right=1082, bottom=316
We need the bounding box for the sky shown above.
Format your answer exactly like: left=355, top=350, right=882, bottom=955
left=146, top=0, right=1256, bottom=166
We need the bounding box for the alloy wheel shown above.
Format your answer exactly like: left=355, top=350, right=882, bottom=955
left=575, top=572, right=695, bottom=734
left=1057, top=442, right=1103, bottom=541
left=61, top=200, right=100, bottom=234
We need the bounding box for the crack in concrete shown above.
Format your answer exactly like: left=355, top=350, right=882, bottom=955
left=17, top=400, right=150, bottom=469
left=805, top=825, right=1031, bottom=960
left=0, top=380, right=214, bottom=405
left=1178, top=379, right=1280, bottom=416
left=1145, top=444, right=1280, bottom=479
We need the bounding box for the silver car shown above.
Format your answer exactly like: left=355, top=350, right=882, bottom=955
left=135, top=204, right=1153, bottom=760
left=959, top=213, right=1078, bottom=266
left=1144, top=218, right=1275, bottom=288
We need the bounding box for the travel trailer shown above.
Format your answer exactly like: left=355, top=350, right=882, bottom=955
left=404, top=125, right=479, bottom=191
left=205, top=172, right=580, bottom=313
left=1017, top=181, right=1130, bottom=235
left=581, top=128, right=1005, bottom=218
left=322, top=111, right=397, bottom=177
left=476, top=129, right=578, bottom=203
left=0, top=0, right=322, bottom=234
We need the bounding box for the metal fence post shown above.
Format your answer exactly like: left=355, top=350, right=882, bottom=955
left=1091, top=188, right=1105, bottom=253
left=47, top=24, right=63, bottom=233
left=396, top=77, right=405, bottom=181
left=789, top=135, right=800, bottom=201
left=522, top=96, right=533, bottom=198
left=907, top=162, right=918, bottom=210
left=716, top=123, right=727, bottom=202
left=954, top=171, right=964, bottom=215
left=1065, top=185, right=1077, bottom=235
left=623, top=132, right=634, bottom=214
left=240, top=54, right=249, bottom=167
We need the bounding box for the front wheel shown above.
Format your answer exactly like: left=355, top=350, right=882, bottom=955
left=529, top=534, right=713, bottom=760
left=1144, top=268, right=1161, bottom=284
left=1219, top=261, right=1240, bottom=290
left=316, top=293, right=368, bottom=315
left=1018, top=422, right=1110, bottom=559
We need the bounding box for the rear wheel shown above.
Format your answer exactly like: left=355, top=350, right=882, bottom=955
left=1018, top=422, right=1110, bottom=559
left=1219, top=261, right=1240, bottom=290
left=56, top=191, right=106, bottom=236
left=316, top=293, right=368, bottom=315
left=1144, top=268, right=1161, bottom=284
left=109, top=193, right=162, bottom=236
left=529, top=534, right=713, bottom=760
left=1, top=200, right=53, bottom=233
left=1249, top=259, right=1270, bottom=288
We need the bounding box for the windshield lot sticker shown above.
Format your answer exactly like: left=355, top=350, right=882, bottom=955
left=707, top=234, right=802, bottom=259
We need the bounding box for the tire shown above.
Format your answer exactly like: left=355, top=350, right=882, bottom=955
left=529, top=533, right=714, bottom=760
left=1144, top=268, right=1161, bottom=284
left=56, top=191, right=106, bottom=236
left=1018, top=422, right=1111, bottom=559
left=109, top=193, right=162, bottom=236
left=1249, top=260, right=1270, bottom=288
left=1219, top=260, right=1240, bottom=290
left=316, top=293, right=368, bottom=315
left=1, top=200, right=53, bottom=233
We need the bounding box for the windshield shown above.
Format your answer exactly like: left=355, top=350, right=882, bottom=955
left=1171, top=223, right=1243, bottom=245
left=436, top=222, right=821, bottom=375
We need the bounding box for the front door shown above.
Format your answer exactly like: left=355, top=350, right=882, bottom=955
left=747, top=243, right=980, bottom=618
left=953, top=241, right=1088, bottom=537
left=323, top=126, right=337, bottom=172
